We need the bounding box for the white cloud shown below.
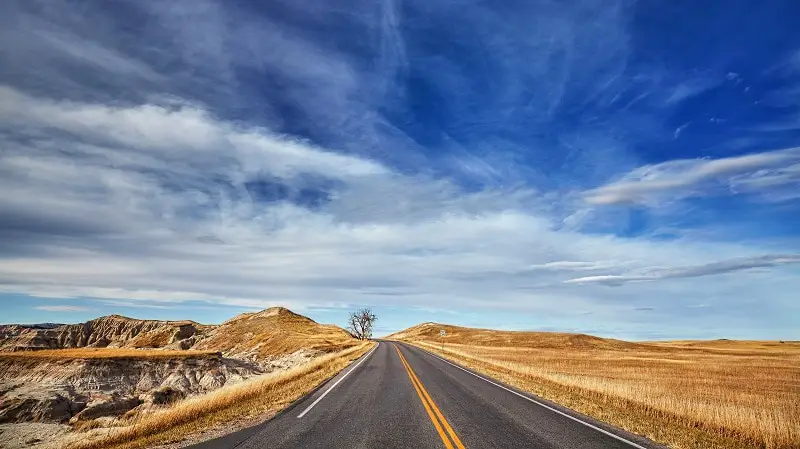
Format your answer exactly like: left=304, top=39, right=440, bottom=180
left=1, top=92, right=793, bottom=323
left=585, top=147, right=800, bottom=205
left=0, top=0, right=798, bottom=339
left=35, top=305, right=93, bottom=312
left=0, top=87, right=387, bottom=181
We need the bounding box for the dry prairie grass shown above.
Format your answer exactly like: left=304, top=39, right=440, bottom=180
left=0, top=348, right=222, bottom=360
left=65, top=342, right=374, bottom=449
left=392, top=324, right=800, bottom=449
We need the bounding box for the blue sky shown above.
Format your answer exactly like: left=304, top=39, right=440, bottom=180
left=0, top=0, right=799, bottom=340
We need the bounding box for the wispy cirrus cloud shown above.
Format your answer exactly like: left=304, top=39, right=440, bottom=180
left=729, top=163, right=800, bottom=201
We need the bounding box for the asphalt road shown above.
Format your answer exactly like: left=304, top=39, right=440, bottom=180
left=190, top=341, right=663, bottom=449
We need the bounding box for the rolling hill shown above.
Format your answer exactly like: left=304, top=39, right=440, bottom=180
left=194, top=307, right=357, bottom=360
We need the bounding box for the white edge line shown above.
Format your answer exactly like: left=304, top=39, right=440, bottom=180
left=408, top=343, right=649, bottom=449
left=296, top=342, right=379, bottom=418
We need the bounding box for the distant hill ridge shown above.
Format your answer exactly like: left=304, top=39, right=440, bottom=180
left=388, top=322, right=642, bottom=350
left=0, top=307, right=355, bottom=360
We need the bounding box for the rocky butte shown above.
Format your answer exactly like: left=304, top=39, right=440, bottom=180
left=0, top=307, right=357, bottom=447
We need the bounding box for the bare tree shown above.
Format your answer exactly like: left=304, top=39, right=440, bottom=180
left=347, top=308, right=377, bottom=340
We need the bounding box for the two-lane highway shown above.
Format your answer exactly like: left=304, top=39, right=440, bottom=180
left=190, top=341, right=663, bottom=449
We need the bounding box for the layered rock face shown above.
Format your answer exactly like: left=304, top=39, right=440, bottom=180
left=0, top=316, right=211, bottom=352
left=1, top=308, right=356, bottom=365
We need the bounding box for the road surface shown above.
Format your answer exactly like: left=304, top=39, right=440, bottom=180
left=190, top=341, right=662, bottom=449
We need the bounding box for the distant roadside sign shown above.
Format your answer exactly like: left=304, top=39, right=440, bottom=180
left=440, top=329, right=446, bottom=337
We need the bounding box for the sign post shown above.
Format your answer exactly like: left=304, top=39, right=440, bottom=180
left=439, top=329, right=446, bottom=352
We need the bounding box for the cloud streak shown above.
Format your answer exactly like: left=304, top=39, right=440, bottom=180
left=35, top=305, right=93, bottom=313
left=565, top=254, right=800, bottom=286
left=585, top=147, right=800, bottom=205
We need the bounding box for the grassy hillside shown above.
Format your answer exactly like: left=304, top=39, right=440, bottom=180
left=195, top=307, right=357, bottom=358
left=391, top=323, right=800, bottom=449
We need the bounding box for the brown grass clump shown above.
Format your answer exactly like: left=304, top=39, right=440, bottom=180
left=391, top=323, right=800, bottom=449
left=0, top=348, right=221, bottom=360
left=126, top=327, right=186, bottom=349
left=66, top=342, right=374, bottom=449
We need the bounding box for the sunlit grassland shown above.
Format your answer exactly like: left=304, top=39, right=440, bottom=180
left=394, top=325, right=800, bottom=449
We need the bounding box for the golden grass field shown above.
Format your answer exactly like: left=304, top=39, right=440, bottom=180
left=0, top=348, right=222, bottom=360
left=65, top=342, right=375, bottom=449
left=391, top=323, right=800, bottom=449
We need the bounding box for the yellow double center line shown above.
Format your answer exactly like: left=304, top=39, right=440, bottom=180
left=395, top=345, right=466, bottom=449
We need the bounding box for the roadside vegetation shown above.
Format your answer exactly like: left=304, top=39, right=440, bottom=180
left=346, top=307, right=377, bottom=340
left=64, top=342, right=375, bottom=449
left=392, top=323, right=800, bottom=449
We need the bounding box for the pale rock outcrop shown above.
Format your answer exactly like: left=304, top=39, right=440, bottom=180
left=69, top=396, right=141, bottom=422
left=0, top=387, right=87, bottom=423
left=0, top=355, right=261, bottom=424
